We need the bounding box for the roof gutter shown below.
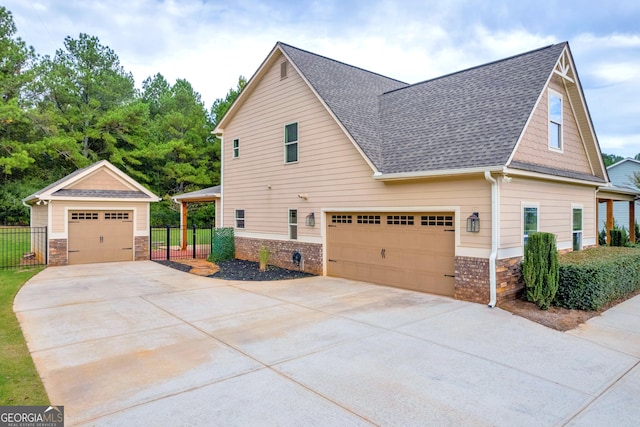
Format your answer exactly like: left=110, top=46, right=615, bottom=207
left=484, top=171, right=498, bottom=308
left=373, top=166, right=503, bottom=181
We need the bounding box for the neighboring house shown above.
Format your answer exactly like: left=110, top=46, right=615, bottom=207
left=214, top=41, right=609, bottom=306
left=597, top=158, right=640, bottom=232
left=23, top=160, right=159, bottom=266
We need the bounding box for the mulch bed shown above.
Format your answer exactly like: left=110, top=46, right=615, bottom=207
left=210, top=259, right=314, bottom=281
left=154, top=259, right=314, bottom=281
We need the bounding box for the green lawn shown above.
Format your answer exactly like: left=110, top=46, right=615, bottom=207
left=0, top=227, right=47, bottom=268
left=0, top=267, right=49, bottom=405
left=150, top=227, right=212, bottom=246
left=0, top=228, right=29, bottom=267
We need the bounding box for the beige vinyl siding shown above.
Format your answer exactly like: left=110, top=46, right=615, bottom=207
left=51, top=201, right=149, bottom=234
left=67, top=169, right=133, bottom=191
left=512, top=74, right=592, bottom=174
left=30, top=204, right=48, bottom=227
left=223, top=51, right=492, bottom=249
left=500, top=177, right=595, bottom=250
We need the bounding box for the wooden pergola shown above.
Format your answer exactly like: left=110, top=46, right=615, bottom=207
left=596, top=185, right=640, bottom=245
left=172, top=185, right=221, bottom=250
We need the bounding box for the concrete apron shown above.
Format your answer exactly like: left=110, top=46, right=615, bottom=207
left=14, top=261, right=640, bottom=426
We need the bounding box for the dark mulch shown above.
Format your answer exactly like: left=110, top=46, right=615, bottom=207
left=210, top=259, right=314, bottom=281
left=154, top=260, right=192, bottom=273
left=155, top=258, right=314, bottom=281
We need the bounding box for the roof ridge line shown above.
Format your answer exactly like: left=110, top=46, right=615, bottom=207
left=277, top=41, right=408, bottom=85
left=382, top=41, right=567, bottom=95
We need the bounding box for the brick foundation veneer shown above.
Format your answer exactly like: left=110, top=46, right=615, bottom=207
left=48, top=239, right=68, bottom=266
left=454, top=256, right=490, bottom=303
left=235, top=237, right=322, bottom=275
left=135, top=236, right=149, bottom=261
left=455, top=256, right=525, bottom=304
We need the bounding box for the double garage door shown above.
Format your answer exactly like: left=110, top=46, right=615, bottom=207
left=327, top=212, right=455, bottom=296
left=68, top=210, right=134, bottom=265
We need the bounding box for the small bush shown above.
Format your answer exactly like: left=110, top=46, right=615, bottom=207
left=609, top=225, right=629, bottom=247
left=259, top=246, right=270, bottom=272
left=209, top=227, right=234, bottom=263
left=522, top=232, right=559, bottom=310
left=555, top=247, right=640, bottom=310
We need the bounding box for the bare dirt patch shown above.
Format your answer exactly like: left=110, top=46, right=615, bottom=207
left=499, top=289, right=640, bottom=331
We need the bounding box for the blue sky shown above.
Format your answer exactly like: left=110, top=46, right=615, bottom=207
left=5, top=0, right=640, bottom=156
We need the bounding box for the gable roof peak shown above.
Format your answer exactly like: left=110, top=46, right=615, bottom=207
left=277, top=42, right=407, bottom=86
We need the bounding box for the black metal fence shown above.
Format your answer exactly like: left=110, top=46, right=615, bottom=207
left=150, top=225, right=213, bottom=261
left=0, top=226, right=48, bottom=269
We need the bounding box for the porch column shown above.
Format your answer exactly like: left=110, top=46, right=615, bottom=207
left=180, top=202, right=188, bottom=250
left=630, top=201, right=636, bottom=243
left=606, top=199, right=614, bottom=245
left=596, top=199, right=600, bottom=246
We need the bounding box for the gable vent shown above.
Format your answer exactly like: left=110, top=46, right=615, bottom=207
left=280, top=61, right=288, bottom=79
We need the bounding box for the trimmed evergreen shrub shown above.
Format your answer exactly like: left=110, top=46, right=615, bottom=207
left=609, top=226, right=629, bottom=247
left=209, top=227, right=234, bottom=262
left=555, top=247, right=640, bottom=310
left=522, top=232, right=559, bottom=310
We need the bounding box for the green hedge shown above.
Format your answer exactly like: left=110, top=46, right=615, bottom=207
left=555, top=247, right=640, bottom=310
left=209, top=227, right=234, bottom=263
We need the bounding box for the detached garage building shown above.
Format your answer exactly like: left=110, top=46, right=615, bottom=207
left=23, top=160, right=159, bottom=266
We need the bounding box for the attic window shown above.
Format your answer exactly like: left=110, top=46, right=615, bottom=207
left=549, top=90, right=563, bottom=150
left=280, top=61, right=288, bottom=79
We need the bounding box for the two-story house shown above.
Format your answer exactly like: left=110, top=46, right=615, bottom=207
left=214, top=41, right=609, bottom=306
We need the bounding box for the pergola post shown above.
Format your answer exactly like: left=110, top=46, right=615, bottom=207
left=630, top=201, right=636, bottom=243
left=606, top=199, right=614, bottom=245
left=180, top=202, right=188, bottom=250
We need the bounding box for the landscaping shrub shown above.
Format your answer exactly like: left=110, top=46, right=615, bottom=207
left=555, top=247, right=640, bottom=310
left=609, top=225, right=629, bottom=247
left=522, top=232, right=559, bottom=310
left=209, top=227, right=234, bottom=262
left=259, top=246, right=270, bottom=271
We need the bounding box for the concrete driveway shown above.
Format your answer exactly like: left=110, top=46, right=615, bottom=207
left=14, top=261, right=640, bottom=426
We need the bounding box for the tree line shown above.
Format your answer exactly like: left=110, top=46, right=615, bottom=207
left=0, top=7, right=245, bottom=225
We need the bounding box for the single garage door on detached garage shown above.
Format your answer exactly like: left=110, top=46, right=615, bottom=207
left=68, top=211, right=134, bottom=264
left=327, top=212, right=455, bottom=296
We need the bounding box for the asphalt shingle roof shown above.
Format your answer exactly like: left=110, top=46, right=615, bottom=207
left=279, top=42, right=593, bottom=178
left=52, top=189, right=151, bottom=198
left=280, top=43, right=408, bottom=169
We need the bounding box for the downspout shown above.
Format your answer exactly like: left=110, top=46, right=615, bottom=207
left=484, top=171, right=498, bottom=308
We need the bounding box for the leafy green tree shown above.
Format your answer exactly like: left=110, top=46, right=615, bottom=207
left=601, top=152, right=624, bottom=167
left=36, top=33, right=145, bottom=173
left=141, top=75, right=216, bottom=195
left=0, top=6, right=38, bottom=177
left=210, top=75, right=246, bottom=126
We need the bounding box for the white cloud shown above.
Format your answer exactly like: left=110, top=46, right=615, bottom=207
left=3, top=0, right=640, bottom=158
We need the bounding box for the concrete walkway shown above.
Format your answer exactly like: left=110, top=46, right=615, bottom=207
left=14, top=261, right=640, bottom=426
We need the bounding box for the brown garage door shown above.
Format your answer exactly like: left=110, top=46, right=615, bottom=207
left=327, top=212, right=455, bottom=296
left=68, top=211, right=134, bottom=264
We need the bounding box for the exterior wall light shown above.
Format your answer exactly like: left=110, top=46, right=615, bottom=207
left=306, top=212, right=315, bottom=227
left=466, top=212, right=480, bottom=232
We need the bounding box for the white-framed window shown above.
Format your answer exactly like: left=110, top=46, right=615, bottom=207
left=523, top=204, right=539, bottom=245
left=235, top=209, right=245, bottom=229
left=284, top=122, right=298, bottom=163
left=549, top=90, right=563, bottom=150
left=233, top=139, right=239, bottom=158
left=289, top=209, right=297, bottom=239
left=281, top=61, right=288, bottom=79
left=572, top=206, right=583, bottom=251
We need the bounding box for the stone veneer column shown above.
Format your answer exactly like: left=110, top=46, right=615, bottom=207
left=48, top=239, right=68, bottom=266
left=135, top=236, right=150, bottom=261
